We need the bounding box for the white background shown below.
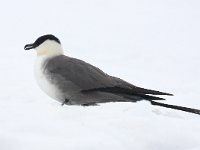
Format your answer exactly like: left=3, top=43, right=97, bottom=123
left=0, top=0, right=200, bottom=150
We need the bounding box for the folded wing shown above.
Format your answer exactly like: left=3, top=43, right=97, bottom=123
left=45, top=55, right=173, bottom=101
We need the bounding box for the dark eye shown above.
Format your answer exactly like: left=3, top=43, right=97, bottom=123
left=34, top=34, right=60, bottom=47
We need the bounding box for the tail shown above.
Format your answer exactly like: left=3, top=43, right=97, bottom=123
left=82, top=86, right=200, bottom=115
left=150, top=100, right=200, bottom=115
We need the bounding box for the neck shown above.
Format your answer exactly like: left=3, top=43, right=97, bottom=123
left=36, top=40, right=63, bottom=57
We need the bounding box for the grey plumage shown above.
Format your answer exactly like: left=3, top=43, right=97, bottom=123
left=43, top=55, right=172, bottom=105
left=25, top=34, right=200, bottom=115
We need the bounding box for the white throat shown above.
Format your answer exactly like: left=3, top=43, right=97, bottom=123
left=34, top=40, right=64, bottom=102
left=35, top=40, right=63, bottom=57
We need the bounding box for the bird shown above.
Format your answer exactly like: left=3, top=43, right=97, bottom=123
left=24, top=34, right=200, bottom=115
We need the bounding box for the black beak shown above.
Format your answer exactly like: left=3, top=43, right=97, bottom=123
left=24, top=43, right=35, bottom=50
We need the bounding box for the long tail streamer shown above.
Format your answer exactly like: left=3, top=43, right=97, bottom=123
left=151, top=101, right=200, bottom=115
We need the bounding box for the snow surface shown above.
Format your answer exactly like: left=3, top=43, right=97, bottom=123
left=0, top=0, right=200, bottom=150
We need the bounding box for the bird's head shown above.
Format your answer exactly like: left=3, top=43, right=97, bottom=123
left=24, top=34, right=63, bottom=56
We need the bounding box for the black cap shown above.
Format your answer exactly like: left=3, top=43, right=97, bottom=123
left=24, top=34, right=61, bottom=50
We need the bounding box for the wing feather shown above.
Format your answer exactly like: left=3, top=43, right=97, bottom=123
left=45, top=55, right=173, bottom=101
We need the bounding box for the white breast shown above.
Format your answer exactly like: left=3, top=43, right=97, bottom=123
left=34, top=56, right=63, bottom=103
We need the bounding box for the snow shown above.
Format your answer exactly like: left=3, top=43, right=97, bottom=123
left=0, top=0, right=200, bottom=150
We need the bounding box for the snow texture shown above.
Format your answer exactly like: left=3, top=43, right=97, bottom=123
left=0, top=0, right=200, bottom=150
